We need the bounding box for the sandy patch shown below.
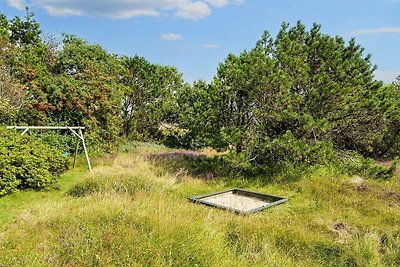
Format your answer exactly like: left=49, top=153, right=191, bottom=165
left=201, top=191, right=270, bottom=212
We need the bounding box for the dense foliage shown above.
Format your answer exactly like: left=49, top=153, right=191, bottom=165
left=1, top=11, right=399, bottom=194
left=0, top=128, right=68, bottom=196
left=0, top=67, right=25, bottom=125
left=176, top=22, right=399, bottom=176
left=0, top=10, right=184, bottom=151
left=374, top=80, right=400, bottom=157
left=120, top=56, right=184, bottom=140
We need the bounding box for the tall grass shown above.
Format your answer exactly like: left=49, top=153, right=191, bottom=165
left=0, top=143, right=399, bottom=266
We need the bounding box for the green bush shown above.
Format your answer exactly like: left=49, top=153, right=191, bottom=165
left=31, top=130, right=77, bottom=154
left=338, top=151, right=397, bottom=180
left=0, top=128, right=69, bottom=196
left=185, top=136, right=397, bottom=181
left=213, top=131, right=338, bottom=177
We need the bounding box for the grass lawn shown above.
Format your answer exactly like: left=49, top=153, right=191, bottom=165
left=1, top=143, right=400, bottom=266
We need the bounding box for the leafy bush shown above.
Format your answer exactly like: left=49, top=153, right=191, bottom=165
left=31, top=130, right=77, bottom=154
left=184, top=141, right=397, bottom=181
left=208, top=131, right=339, bottom=178
left=338, top=151, right=397, bottom=180
left=0, top=127, right=69, bottom=196
left=0, top=67, right=25, bottom=125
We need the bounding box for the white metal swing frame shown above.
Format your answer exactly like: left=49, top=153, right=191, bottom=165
left=6, top=126, right=92, bottom=172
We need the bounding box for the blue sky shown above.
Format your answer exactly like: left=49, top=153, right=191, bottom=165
left=1, top=0, right=399, bottom=83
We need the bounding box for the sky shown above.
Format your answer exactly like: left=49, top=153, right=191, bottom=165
left=1, top=0, right=399, bottom=83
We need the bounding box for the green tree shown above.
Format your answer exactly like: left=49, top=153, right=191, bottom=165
left=373, top=79, right=400, bottom=157
left=0, top=10, right=49, bottom=126
left=121, top=56, right=183, bottom=140
left=8, top=8, right=41, bottom=47
left=173, top=81, right=218, bottom=148
left=205, top=21, right=385, bottom=172
left=36, top=35, right=125, bottom=149
left=0, top=68, right=25, bottom=124
left=1, top=11, right=187, bottom=152
left=0, top=13, right=15, bottom=66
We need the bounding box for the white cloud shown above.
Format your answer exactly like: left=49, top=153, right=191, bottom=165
left=204, top=0, right=228, bottom=7
left=349, top=27, right=400, bottom=36
left=44, top=5, right=83, bottom=17
left=199, top=44, right=220, bottom=48
left=374, top=70, right=400, bottom=84
left=176, top=1, right=211, bottom=19
left=6, top=0, right=242, bottom=20
left=161, top=33, right=183, bottom=41
left=6, top=0, right=26, bottom=10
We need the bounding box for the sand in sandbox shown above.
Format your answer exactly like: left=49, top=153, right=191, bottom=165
left=201, top=191, right=271, bottom=212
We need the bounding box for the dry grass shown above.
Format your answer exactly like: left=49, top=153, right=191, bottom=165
left=1, top=143, right=400, bottom=266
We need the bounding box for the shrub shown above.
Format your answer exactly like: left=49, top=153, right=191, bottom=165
left=338, top=151, right=397, bottom=180
left=31, top=130, right=77, bottom=154
left=214, top=131, right=339, bottom=177
left=0, top=67, right=25, bottom=125
left=0, top=127, right=69, bottom=196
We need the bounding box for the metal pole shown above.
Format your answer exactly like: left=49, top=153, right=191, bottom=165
left=21, top=127, right=30, bottom=136
left=73, top=140, right=79, bottom=169
left=78, top=128, right=92, bottom=172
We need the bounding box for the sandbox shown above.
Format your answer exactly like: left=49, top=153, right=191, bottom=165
left=189, top=188, right=288, bottom=215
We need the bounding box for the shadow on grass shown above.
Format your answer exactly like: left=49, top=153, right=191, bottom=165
left=146, top=151, right=316, bottom=188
